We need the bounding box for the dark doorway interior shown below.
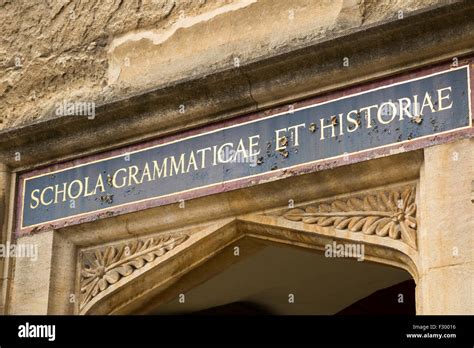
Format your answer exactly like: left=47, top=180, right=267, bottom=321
left=191, top=280, right=416, bottom=315
left=336, top=279, right=416, bottom=315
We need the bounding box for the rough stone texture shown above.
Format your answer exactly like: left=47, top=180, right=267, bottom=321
left=6, top=230, right=76, bottom=314
left=417, top=139, right=474, bottom=314
left=1, top=0, right=472, bottom=316
left=48, top=231, right=77, bottom=314
left=0, top=163, right=11, bottom=314
left=0, top=0, right=443, bottom=130
left=8, top=231, right=54, bottom=315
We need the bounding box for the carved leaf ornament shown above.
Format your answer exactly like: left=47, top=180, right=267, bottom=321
left=80, top=234, right=188, bottom=309
left=283, top=186, right=417, bottom=249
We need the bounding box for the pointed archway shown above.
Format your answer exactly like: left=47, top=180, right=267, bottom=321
left=77, top=183, right=419, bottom=315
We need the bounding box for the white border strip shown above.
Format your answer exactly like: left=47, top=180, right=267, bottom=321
left=19, top=65, right=472, bottom=230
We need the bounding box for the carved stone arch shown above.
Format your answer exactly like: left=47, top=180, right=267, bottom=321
left=77, top=183, right=420, bottom=315
left=77, top=218, right=241, bottom=315
left=240, top=182, right=421, bottom=280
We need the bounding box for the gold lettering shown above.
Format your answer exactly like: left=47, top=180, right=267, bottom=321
left=54, top=183, right=67, bottom=203
left=398, top=97, right=413, bottom=120
left=186, top=151, right=198, bottom=173
left=338, top=114, right=344, bottom=136
left=275, top=128, right=287, bottom=150
left=234, top=138, right=247, bottom=160
left=30, top=189, right=40, bottom=209
left=68, top=180, right=83, bottom=200
left=84, top=177, right=95, bottom=197
left=94, top=174, right=105, bottom=194
left=437, top=86, right=453, bottom=111
left=359, top=104, right=378, bottom=129
left=320, top=118, right=335, bottom=140
left=288, top=123, right=306, bottom=146
left=40, top=186, right=54, bottom=206
left=128, top=165, right=141, bottom=186
left=170, top=154, right=185, bottom=176
left=141, top=162, right=152, bottom=182
left=212, top=145, right=218, bottom=166
left=112, top=168, right=127, bottom=188
left=413, top=95, right=419, bottom=116
left=248, top=135, right=260, bottom=157
left=420, top=91, right=436, bottom=114
left=377, top=101, right=397, bottom=124
left=346, top=110, right=359, bottom=132
left=152, top=159, right=168, bottom=179
left=197, top=147, right=211, bottom=169
left=217, top=143, right=233, bottom=163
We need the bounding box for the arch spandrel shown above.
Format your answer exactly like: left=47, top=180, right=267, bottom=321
left=77, top=183, right=420, bottom=315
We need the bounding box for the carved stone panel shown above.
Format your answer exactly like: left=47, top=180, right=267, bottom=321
left=79, top=233, right=189, bottom=311
left=282, top=185, right=418, bottom=249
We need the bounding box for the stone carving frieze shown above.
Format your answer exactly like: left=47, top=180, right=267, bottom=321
left=282, top=185, right=417, bottom=249
left=79, top=233, right=189, bottom=310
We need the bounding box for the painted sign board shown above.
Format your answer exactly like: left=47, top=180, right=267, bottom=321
left=16, top=65, right=472, bottom=234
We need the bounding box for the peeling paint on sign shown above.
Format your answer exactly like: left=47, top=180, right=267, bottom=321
left=16, top=65, right=472, bottom=234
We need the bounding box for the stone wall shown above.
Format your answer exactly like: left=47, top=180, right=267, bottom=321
left=0, top=0, right=472, bottom=316
left=1, top=0, right=442, bottom=130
